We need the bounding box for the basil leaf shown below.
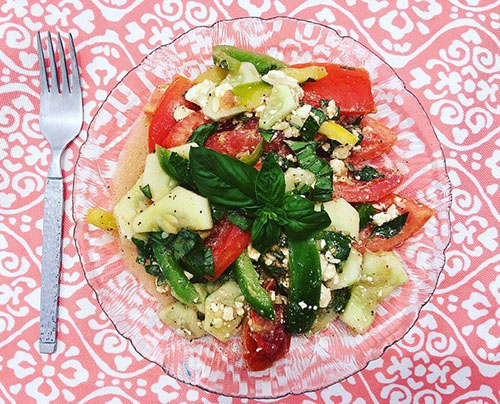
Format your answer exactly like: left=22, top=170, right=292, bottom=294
left=316, top=231, right=352, bottom=263
left=320, top=99, right=340, bottom=120
left=372, top=212, right=409, bottom=239
left=279, top=194, right=331, bottom=239
left=235, top=114, right=250, bottom=122
left=156, top=146, right=195, bottom=190
left=255, top=152, right=285, bottom=206
left=299, top=108, right=327, bottom=141
left=132, top=236, right=162, bottom=276
left=182, top=244, right=214, bottom=278
left=251, top=215, right=281, bottom=253
left=167, top=228, right=200, bottom=260
left=330, top=287, right=351, bottom=313
left=188, top=122, right=218, bottom=146
left=190, top=147, right=259, bottom=210
left=140, top=184, right=152, bottom=199
left=347, top=164, right=385, bottom=182
left=286, top=141, right=333, bottom=201
left=228, top=213, right=253, bottom=232
left=356, top=203, right=376, bottom=229
left=258, top=128, right=275, bottom=142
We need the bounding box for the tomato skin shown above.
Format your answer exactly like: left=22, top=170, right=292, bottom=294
left=242, top=303, right=291, bottom=372
left=332, top=168, right=403, bottom=203
left=359, top=194, right=434, bottom=252
left=348, top=116, right=397, bottom=164
left=158, top=111, right=209, bottom=149
left=203, top=217, right=252, bottom=280
left=205, top=118, right=261, bottom=158
left=148, top=76, right=198, bottom=151
left=296, top=63, right=375, bottom=116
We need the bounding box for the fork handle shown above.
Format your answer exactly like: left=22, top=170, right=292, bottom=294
left=39, top=176, right=64, bottom=354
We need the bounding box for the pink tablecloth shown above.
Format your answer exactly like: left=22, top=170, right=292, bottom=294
left=1, top=1, right=499, bottom=402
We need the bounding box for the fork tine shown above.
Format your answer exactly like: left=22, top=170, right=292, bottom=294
left=36, top=32, right=49, bottom=94
left=57, top=32, right=70, bottom=93
left=47, top=32, right=59, bottom=92
left=68, top=33, right=81, bottom=94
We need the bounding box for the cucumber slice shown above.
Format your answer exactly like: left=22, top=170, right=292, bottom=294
left=113, top=179, right=151, bottom=240
left=194, top=66, right=228, bottom=84
left=203, top=281, right=245, bottom=341
left=213, top=45, right=286, bottom=75
left=158, top=302, right=205, bottom=339
left=132, top=186, right=213, bottom=234
left=339, top=251, right=408, bottom=333
left=259, top=84, right=298, bottom=130
left=141, top=153, right=178, bottom=201
left=231, top=81, right=272, bottom=110
left=221, top=62, right=262, bottom=87
left=326, top=248, right=362, bottom=290
left=322, top=198, right=360, bottom=239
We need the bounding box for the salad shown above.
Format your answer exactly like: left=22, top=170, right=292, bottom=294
left=87, top=45, right=434, bottom=371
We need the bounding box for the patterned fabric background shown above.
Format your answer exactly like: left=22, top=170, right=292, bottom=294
left=0, top=0, right=499, bottom=402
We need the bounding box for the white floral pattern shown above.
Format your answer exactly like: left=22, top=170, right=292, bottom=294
left=0, top=0, right=498, bottom=402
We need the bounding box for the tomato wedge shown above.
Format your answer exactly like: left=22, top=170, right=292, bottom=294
left=359, top=194, right=434, bottom=252
left=203, top=217, right=252, bottom=280
left=205, top=118, right=261, bottom=159
left=158, top=111, right=209, bottom=149
left=242, top=280, right=291, bottom=371
left=348, top=116, right=398, bottom=164
left=296, top=63, right=375, bottom=116
left=148, top=75, right=198, bottom=151
left=332, top=168, right=402, bottom=203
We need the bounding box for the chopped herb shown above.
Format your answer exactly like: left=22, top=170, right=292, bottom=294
left=258, top=128, right=275, bottom=142
left=286, top=141, right=333, bottom=201
left=140, top=184, right=152, bottom=199
left=210, top=204, right=228, bottom=223
left=330, top=287, right=351, bottom=313
left=347, top=163, right=385, bottom=182
left=235, top=114, right=250, bottom=122
left=371, top=212, right=409, bottom=239
left=188, top=122, right=218, bottom=146
left=299, top=108, right=327, bottom=141
left=156, top=146, right=196, bottom=190
left=315, top=230, right=352, bottom=271
left=356, top=203, right=376, bottom=229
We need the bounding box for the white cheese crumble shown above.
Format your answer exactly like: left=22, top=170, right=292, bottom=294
left=173, top=105, right=194, bottom=121
left=184, top=79, right=215, bottom=108
left=254, top=104, right=265, bottom=117
left=156, top=283, right=170, bottom=294
left=326, top=100, right=338, bottom=119
left=332, top=145, right=352, bottom=160
left=372, top=204, right=399, bottom=226
left=247, top=244, right=261, bottom=261
left=262, top=70, right=304, bottom=103
left=320, top=255, right=337, bottom=282
left=222, top=306, right=234, bottom=321
left=288, top=114, right=304, bottom=129
left=284, top=125, right=300, bottom=138
left=329, top=159, right=346, bottom=176
left=319, top=284, right=332, bottom=308
left=183, top=270, right=194, bottom=280
left=294, top=104, right=312, bottom=119
left=215, top=82, right=233, bottom=98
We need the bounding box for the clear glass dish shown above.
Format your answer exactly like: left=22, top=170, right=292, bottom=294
left=73, top=17, right=451, bottom=398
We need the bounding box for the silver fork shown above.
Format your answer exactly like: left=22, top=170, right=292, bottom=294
left=36, top=32, right=83, bottom=354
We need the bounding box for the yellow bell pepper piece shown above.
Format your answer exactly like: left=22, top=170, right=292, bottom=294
left=194, top=66, right=228, bottom=84
left=87, top=208, right=117, bottom=231
left=318, top=121, right=359, bottom=145
left=280, top=66, right=328, bottom=83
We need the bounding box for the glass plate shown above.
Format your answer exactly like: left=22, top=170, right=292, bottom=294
left=73, top=17, right=451, bottom=398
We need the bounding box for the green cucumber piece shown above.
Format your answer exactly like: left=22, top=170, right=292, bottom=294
left=285, top=238, right=321, bottom=333
left=232, top=81, right=272, bottom=110
left=259, top=84, right=298, bottom=130
left=213, top=45, right=286, bottom=75
left=234, top=251, right=274, bottom=320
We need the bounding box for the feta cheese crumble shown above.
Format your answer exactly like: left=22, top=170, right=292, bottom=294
left=319, top=284, right=332, bottom=308
left=372, top=204, right=399, bottom=226
left=184, top=79, right=216, bottom=108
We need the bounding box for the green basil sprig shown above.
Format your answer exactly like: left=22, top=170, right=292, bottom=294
left=371, top=212, right=409, bottom=239
left=190, top=148, right=331, bottom=253
left=346, top=163, right=385, bottom=182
